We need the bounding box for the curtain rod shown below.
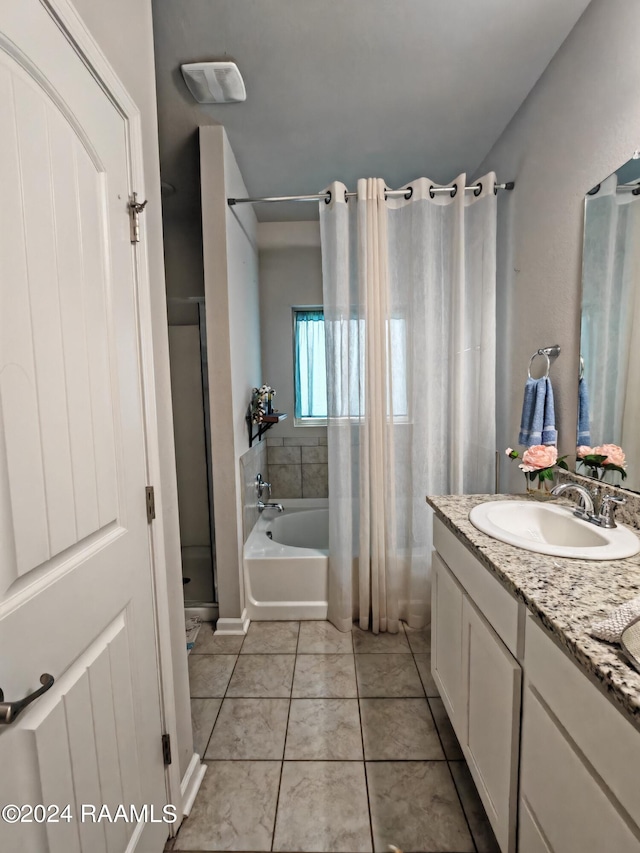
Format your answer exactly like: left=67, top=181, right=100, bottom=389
left=587, top=182, right=640, bottom=196
left=227, top=181, right=515, bottom=206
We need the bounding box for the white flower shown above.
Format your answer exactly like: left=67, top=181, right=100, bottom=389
left=505, top=447, right=513, bottom=456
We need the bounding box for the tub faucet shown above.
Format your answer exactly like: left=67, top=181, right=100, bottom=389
left=257, top=500, right=284, bottom=513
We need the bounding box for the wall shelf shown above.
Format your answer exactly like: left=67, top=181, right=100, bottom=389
left=246, top=411, right=287, bottom=447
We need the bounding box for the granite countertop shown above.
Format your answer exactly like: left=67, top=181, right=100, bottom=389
left=426, top=493, right=640, bottom=726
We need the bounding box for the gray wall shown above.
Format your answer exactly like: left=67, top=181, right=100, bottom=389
left=476, top=0, right=640, bottom=493
left=259, top=244, right=326, bottom=440
left=168, top=326, right=211, bottom=548
left=259, top=239, right=329, bottom=497
left=71, top=0, right=193, bottom=781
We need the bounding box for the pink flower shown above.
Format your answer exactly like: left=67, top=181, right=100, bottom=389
left=593, top=444, right=626, bottom=468
left=576, top=445, right=593, bottom=459
left=520, top=444, right=558, bottom=471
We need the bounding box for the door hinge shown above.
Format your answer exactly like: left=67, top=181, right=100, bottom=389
left=145, top=486, right=156, bottom=523
left=162, top=733, right=172, bottom=766
left=128, top=192, right=148, bottom=244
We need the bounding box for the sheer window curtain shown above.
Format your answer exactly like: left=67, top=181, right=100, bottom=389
left=320, top=174, right=497, bottom=633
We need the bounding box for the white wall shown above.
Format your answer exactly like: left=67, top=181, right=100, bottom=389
left=258, top=223, right=324, bottom=440
left=200, top=126, right=262, bottom=623
left=476, top=0, right=640, bottom=493
left=71, top=0, right=193, bottom=782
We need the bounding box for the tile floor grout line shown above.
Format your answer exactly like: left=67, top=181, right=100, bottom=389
left=198, top=756, right=450, bottom=763
left=200, top=694, right=225, bottom=759
left=269, top=625, right=299, bottom=850
left=408, top=629, right=480, bottom=853
left=355, top=631, right=376, bottom=853
left=198, top=623, right=247, bottom=758
left=447, top=758, right=480, bottom=853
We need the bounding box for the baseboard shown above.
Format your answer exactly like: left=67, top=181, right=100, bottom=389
left=184, top=604, right=219, bottom=622
left=214, top=608, right=250, bottom=635
left=181, top=753, right=207, bottom=817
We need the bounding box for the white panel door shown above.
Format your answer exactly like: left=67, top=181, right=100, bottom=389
left=0, top=2, right=168, bottom=852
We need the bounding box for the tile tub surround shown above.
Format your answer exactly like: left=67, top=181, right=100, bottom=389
left=175, top=618, right=497, bottom=852
left=426, top=493, right=640, bottom=727
left=267, top=436, right=328, bottom=498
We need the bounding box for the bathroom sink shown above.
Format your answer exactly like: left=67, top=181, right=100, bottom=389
left=469, top=500, right=640, bottom=560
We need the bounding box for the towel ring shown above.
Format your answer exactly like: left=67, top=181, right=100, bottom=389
left=528, top=349, right=551, bottom=379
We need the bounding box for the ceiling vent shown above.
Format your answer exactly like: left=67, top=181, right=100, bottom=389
left=180, top=61, right=246, bottom=104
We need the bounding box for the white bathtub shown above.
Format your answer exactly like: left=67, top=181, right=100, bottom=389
left=243, top=499, right=329, bottom=620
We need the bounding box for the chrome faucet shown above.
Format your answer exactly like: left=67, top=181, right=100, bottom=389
left=550, top=483, right=626, bottom=529
left=255, top=474, right=284, bottom=513
left=257, top=500, right=284, bottom=513
left=595, top=494, right=627, bottom=529
left=550, top=483, right=594, bottom=519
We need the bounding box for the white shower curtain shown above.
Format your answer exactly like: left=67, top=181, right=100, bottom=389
left=582, top=173, right=640, bottom=485
left=320, top=174, right=497, bottom=633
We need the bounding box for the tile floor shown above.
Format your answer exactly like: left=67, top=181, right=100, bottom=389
left=169, top=621, right=499, bottom=853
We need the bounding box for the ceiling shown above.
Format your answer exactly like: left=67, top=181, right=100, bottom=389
left=152, top=0, right=591, bottom=222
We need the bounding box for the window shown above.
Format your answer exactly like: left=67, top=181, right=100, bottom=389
left=293, top=308, right=409, bottom=425
left=293, top=308, right=327, bottom=424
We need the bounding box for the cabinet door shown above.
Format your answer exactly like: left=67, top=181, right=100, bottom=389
left=431, top=553, right=464, bottom=725
left=461, top=596, right=522, bottom=853
left=519, top=685, right=640, bottom=853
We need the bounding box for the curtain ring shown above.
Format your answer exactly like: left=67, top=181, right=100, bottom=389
left=324, top=190, right=332, bottom=205
left=450, top=183, right=457, bottom=198
left=404, top=186, right=413, bottom=200
left=587, top=183, right=601, bottom=196
left=473, top=182, right=482, bottom=197
left=429, top=185, right=435, bottom=199
left=528, top=350, right=551, bottom=380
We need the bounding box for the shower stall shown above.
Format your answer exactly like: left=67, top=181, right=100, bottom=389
left=168, top=296, right=218, bottom=619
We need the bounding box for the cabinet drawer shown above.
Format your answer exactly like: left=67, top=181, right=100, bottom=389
left=520, top=684, right=640, bottom=853
left=525, top=615, right=640, bottom=827
left=434, top=518, right=522, bottom=656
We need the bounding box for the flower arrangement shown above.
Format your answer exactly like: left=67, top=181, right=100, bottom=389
left=249, top=385, right=276, bottom=424
left=506, top=444, right=569, bottom=487
left=576, top=444, right=627, bottom=481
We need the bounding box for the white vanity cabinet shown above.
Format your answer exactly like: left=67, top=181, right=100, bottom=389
left=432, top=520, right=524, bottom=853
left=519, top=615, right=640, bottom=853
left=432, top=514, right=640, bottom=853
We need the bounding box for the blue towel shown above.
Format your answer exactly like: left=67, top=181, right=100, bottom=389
left=518, top=377, right=557, bottom=447
left=577, top=377, right=591, bottom=446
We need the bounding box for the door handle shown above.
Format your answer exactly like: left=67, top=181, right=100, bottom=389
left=0, top=674, right=55, bottom=724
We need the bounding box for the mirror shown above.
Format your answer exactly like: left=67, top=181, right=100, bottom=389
left=578, top=153, right=640, bottom=492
